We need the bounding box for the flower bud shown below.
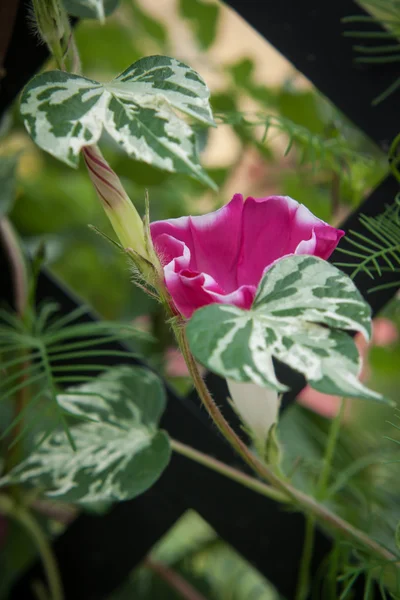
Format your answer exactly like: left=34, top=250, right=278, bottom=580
left=83, top=145, right=149, bottom=261
left=226, top=379, right=281, bottom=457
left=31, top=0, right=71, bottom=69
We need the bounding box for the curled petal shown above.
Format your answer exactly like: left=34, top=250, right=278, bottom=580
left=150, top=193, right=344, bottom=319
left=152, top=194, right=244, bottom=292
left=164, top=265, right=255, bottom=318
left=288, top=202, right=344, bottom=259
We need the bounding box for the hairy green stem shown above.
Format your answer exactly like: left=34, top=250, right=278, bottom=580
left=170, top=438, right=288, bottom=504
left=173, top=326, right=397, bottom=566
left=317, top=398, right=346, bottom=500
left=31, top=0, right=80, bottom=73
left=0, top=494, right=64, bottom=600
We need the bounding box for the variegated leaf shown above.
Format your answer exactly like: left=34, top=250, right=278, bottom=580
left=253, top=254, right=371, bottom=340
left=187, top=255, right=389, bottom=403
left=21, top=71, right=105, bottom=167
left=63, top=0, right=119, bottom=21
left=109, top=56, right=214, bottom=126
left=0, top=366, right=171, bottom=503
left=20, top=56, right=216, bottom=188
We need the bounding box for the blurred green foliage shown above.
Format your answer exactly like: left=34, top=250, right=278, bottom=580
left=109, top=511, right=278, bottom=600
left=0, top=156, right=18, bottom=217
left=179, top=0, right=220, bottom=50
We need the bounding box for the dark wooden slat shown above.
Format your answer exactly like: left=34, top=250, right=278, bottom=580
left=0, top=0, right=49, bottom=116
left=224, top=0, right=399, bottom=149
left=0, top=0, right=20, bottom=74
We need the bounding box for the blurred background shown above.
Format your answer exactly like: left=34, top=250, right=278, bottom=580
left=1, top=0, right=400, bottom=598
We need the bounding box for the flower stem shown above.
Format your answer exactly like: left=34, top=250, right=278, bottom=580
left=174, top=327, right=398, bottom=566
left=144, top=558, right=208, bottom=600
left=295, top=398, right=346, bottom=598
left=0, top=494, right=64, bottom=600
left=0, top=218, right=31, bottom=473
left=0, top=218, right=28, bottom=317
left=389, top=132, right=400, bottom=184
left=317, top=398, right=346, bottom=500
left=170, top=438, right=289, bottom=504
left=295, top=516, right=316, bottom=600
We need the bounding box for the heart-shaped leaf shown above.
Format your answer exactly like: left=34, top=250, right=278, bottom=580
left=0, top=366, right=171, bottom=503
left=20, top=55, right=216, bottom=188
left=187, top=255, right=389, bottom=403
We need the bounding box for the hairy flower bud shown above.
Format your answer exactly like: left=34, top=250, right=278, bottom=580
left=31, top=0, right=71, bottom=69
left=227, top=379, right=280, bottom=454
left=83, top=145, right=149, bottom=261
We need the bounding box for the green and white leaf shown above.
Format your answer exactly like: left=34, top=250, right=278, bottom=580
left=0, top=366, right=171, bottom=503
left=0, top=155, right=18, bottom=217
left=20, top=56, right=216, bottom=188
left=253, top=253, right=371, bottom=340
left=63, top=0, right=120, bottom=21
left=187, top=255, right=388, bottom=403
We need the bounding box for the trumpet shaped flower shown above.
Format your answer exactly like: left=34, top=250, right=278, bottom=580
left=150, top=194, right=344, bottom=318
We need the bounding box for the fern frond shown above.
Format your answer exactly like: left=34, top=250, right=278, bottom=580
left=355, top=0, right=400, bottom=26
left=0, top=302, right=150, bottom=450
left=343, top=0, right=400, bottom=104
left=335, top=194, right=400, bottom=287
left=44, top=304, right=93, bottom=332
left=33, top=301, right=60, bottom=334
left=215, top=111, right=372, bottom=177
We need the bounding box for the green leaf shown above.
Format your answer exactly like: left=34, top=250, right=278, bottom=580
left=0, top=366, right=171, bottom=503
left=227, top=58, right=273, bottom=105
left=187, top=255, right=389, bottom=403
left=20, top=56, right=217, bottom=188
left=179, top=0, right=220, bottom=50
left=63, top=0, right=120, bottom=21
left=130, top=3, right=168, bottom=47
left=0, top=155, right=18, bottom=217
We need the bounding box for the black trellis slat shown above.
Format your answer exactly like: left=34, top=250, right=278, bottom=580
left=226, top=0, right=399, bottom=148
left=0, top=2, right=47, bottom=117
left=0, top=0, right=398, bottom=598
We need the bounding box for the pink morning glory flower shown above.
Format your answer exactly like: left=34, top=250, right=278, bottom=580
left=150, top=194, right=344, bottom=319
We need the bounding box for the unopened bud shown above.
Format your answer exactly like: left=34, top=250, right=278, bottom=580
left=226, top=379, right=281, bottom=458
left=31, top=0, right=71, bottom=70
left=83, top=145, right=149, bottom=260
